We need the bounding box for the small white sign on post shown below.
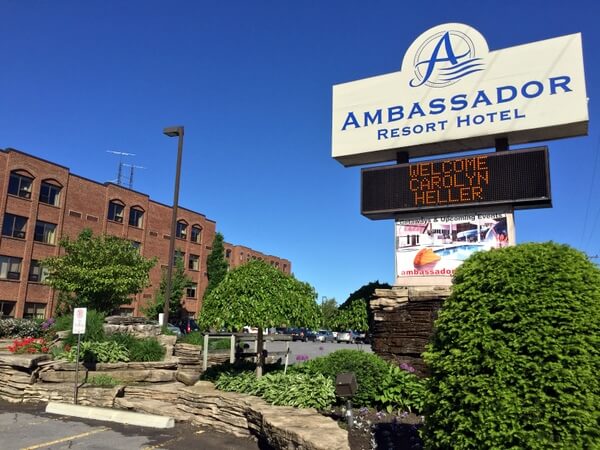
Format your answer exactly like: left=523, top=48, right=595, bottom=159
left=72, top=307, right=87, bottom=405
left=72, top=308, right=87, bottom=334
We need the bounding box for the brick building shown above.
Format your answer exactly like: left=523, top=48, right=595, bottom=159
left=223, top=242, right=291, bottom=274
left=0, top=148, right=290, bottom=320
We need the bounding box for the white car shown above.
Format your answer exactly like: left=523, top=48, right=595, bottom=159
left=315, top=330, right=335, bottom=343
left=336, top=331, right=357, bottom=344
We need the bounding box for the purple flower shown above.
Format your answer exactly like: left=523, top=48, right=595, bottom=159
left=295, top=354, right=309, bottom=362
left=400, top=362, right=416, bottom=373
left=359, top=407, right=369, bottom=415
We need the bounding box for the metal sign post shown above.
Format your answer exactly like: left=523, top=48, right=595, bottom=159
left=72, top=308, right=87, bottom=405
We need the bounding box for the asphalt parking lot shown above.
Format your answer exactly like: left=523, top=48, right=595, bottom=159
left=0, top=401, right=259, bottom=450
left=263, top=340, right=372, bottom=364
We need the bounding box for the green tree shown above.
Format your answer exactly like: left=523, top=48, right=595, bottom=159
left=43, top=229, right=156, bottom=314
left=335, top=280, right=391, bottom=331
left=143, top=254, right=192, bottom=320
left=334, top=298, right=369, bottom=331
left=205, top=232, right=228, bottom=297
left=200, top=260, right=320, bottom=376
left=422, top=243, right=600, bottom=449
left=319, top=297, right=338, bottom=329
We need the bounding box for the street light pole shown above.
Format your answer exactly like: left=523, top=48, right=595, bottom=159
left=163, top=125, right=184, bottom=327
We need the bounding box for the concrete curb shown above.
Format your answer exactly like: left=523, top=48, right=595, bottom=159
left=45, top=402, right=175, bottom=429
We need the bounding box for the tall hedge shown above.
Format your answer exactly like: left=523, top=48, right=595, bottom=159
left=422, top=242, right=600, bottom=449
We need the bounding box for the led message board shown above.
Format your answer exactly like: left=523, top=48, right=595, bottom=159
left=361, top=147, right=550, bottom=219
left=332, top=23, right=588, bottom=166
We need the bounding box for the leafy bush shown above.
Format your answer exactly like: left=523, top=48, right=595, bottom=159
left=422, top=243, right=600, bottom=449
left=61, top=340, right=129, bottom=363
left=215, top=371, right=336, bottom=409
left=107, top=333, right=165, bottom=362
left=214, top=371, right=261, bottom=394
left=292, top=349, right=389, bottom=407
left=128, top=337, right=165, bottom=362
left=179, top=331, right=203, bottom=346
left=209, top=338, right=231, bottom=351
left=87, top=374, right=121, bottom=387
left=374, top=364, right=426, bottom=414
left=0, top=319, right=43, bottom=338
left=55, top=310, right=106, bottom=346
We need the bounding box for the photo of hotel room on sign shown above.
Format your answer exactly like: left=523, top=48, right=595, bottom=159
left=395, top=214, right=509, bottom=279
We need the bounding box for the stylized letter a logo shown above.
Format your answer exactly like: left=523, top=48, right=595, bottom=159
left=410, top=31, right=484, bottom=88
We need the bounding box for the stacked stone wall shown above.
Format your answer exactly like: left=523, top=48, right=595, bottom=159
left=369, top=286, right=451, bottom=376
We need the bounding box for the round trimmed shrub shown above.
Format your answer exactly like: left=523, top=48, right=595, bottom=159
left=292, top=349, right=389, bottom=407
left=422, top=242, right=600, bottom=449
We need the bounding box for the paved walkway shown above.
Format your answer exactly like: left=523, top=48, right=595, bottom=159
left=0, top=400, right=259, bottom=450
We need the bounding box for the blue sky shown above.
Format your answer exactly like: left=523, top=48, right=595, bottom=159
left=1, top=1, right=599, bottom=303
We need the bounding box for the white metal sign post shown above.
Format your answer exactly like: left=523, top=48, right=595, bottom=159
left=72, top=307, right=87, bottom=405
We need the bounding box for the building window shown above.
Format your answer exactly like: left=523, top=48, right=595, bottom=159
left=34, top=221, right=57, bottom=245
left=191, top=225, right=201, bottom=243
left=128, top=207, right=144, bottom=228
left=2, top=213, right=27, bottom=239
left=39, top=181, right=61, bottom=206
left=176, top=221, right=187, bottom=239
left=28, top=260, right=49, bottom=282
left=23, top=302, right=46, bottom=320
left=0, top=255, right=22, bottom=280
left=225, top=249, right=232, bottom=259
left=174, top=250, right=185, bottom=265
left=108, top=200, right=124, bottom=223
left=186, top=283, right=197, bottom=298
left=8, top=171, right=33, bottom=199
left=188, top=254, right=200, bottom=271
left=0, top=300, right=16, bottom=318
left=130, top=241, right=141, bottom=252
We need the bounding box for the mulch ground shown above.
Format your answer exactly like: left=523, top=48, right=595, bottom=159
left=325, top=407, right=424, bottom=450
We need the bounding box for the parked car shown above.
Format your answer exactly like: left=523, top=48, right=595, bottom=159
left=354, top=331, right=369, bottom=344
left=174, top=318, right=200, bottom=334
left=336, top=330, right=358, bottom=344
left=290, top=327, right=316, bottom=342
left=165, top=323, right=182, bottom=337
left=315, top=330, right=335, bottom=343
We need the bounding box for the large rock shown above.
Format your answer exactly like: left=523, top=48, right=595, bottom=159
left=369, top=286, right=451, bottom=375
left=179, top=381, right=349, bottom=450
left=38, top=368, right=176, bottom=383
left=23, top=382, right=123, bottom=407
left=0, top=354, right=50, bottom=369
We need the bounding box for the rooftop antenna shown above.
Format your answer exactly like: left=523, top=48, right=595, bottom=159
left=106, top=150, right=136, bottom=186
left=122, top=163, right=147, bottom=189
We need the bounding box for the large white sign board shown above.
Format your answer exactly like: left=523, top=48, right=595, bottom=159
left=332, top=23, right=588, bottom=166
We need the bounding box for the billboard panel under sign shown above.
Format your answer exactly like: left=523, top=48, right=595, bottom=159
left=332, top=23, right=588, bottom=166
left=395, top=213, right=509, bottom=284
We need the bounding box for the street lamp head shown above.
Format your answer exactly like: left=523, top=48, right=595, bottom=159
left=163, top=126, right=184, bottom=137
